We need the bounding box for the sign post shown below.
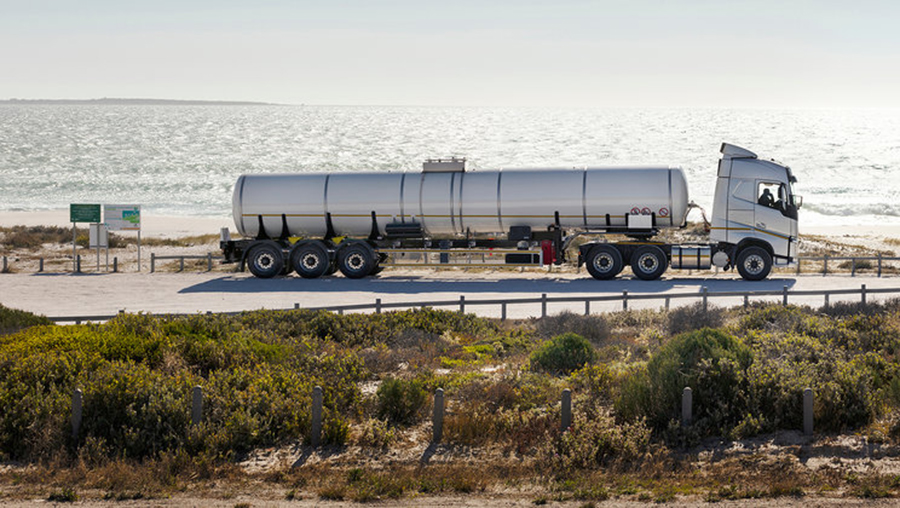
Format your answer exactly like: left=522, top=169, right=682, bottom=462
left=104, top=205, right=142, bottom=271
left=69, top=204, right=101, bottom=273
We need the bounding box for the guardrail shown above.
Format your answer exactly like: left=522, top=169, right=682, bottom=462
left=150, top=253, right=222, bottom=273
left=47, top=284, right=900, bottom=324
left=796, top=255, right=900, bottom=277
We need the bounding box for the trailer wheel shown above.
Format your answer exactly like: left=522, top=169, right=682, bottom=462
left=338, top=242, right=376, bottom=279
left=630, top=245, right=668, bottom=281
left=291, top=242, right=330, bottom=279
left=736, top=246, right=772, bottom=281
left=585, top=245, right=624, bottom=280
left=247, top=243, right=284, bottom=279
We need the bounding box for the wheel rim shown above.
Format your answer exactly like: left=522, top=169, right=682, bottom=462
left=593, top=253, right=614, bottom=273
left=347, top=252, right=366, bottom=271
left=637, top=253, right=659, bottom=274
left=743, top=254, right=765, bottom=276
left=301, top=252, right=320, bottom=270
left=255, top=253, right=274, bottom=270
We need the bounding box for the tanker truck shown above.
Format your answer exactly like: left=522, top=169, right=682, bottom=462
left=220, top=143, right=801, bottom=281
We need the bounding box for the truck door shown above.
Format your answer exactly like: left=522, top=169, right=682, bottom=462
left=754, top=181, right=792, bottom=255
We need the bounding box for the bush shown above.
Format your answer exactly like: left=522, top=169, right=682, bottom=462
left=530, top=333, right=596, bottom=375
left=536, top=312, right=610, bottom=345
left=376, top=377, right=428, bottom=426
left=668, top=302, right=725, bottom=335
left=0, top=305, right=53, bottom=336
left=617, top=328, right=752, bottom=433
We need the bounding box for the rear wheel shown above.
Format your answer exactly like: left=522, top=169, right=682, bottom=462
left=291, top=242, right=330, bottom=279
left=338, top=242, right=376, bottom=279
left=585, top=244, right=624, bottom=280
left=246, top=243, right=284, bottom=279
left=736, top=246, right=772, bottom=281
left=630, top=245, right=668, bottom=281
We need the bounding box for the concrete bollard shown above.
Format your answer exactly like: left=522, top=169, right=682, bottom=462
left=561, top=389, right=572, bottom=432
left=622, top=290, right=628, bottom=311
left=191, top=386, right=203, bottom=426
left=803, top=387, right=814, bottom=436
left=541, top=293, right=547, bottom=318
left=72, top=388, right=83, bottom=438
left=433, top=388, right=444, bottom=443
left=682, top=387, right=692, bottom=427
left=782, top=285, right=789, bottom=306
left=459, top=295, right=465, bottom=314
left=311, top=386, right=323, bottom=447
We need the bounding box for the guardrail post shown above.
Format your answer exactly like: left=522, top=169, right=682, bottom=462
left=2, top=256, right=7, bottom=273
left=72, top=388, right=83, bottom=438
left=433, top=388, right=444, bottom=443
left=743, top=294, right=749, bottom=309
left=151, top=253, right=156, bottom=273
left=878, top=254, right=883, bottom=277
left=824, top=292, right=830, bottom=308
left=796, top=258, right=801, bottom=275
left=851, top=258, right=856, bottom=277
left=338, top=309, right=344, bottom=315
left=179, top=257, right=185, bottom=272
left=207, top=253, right=213, bottom=271
left=375, top=298, right=382, bottom=314
left=622, top=290, right=628, bottom=311
left=294, top=303, right=299, bottom=309
left=76, top=255, right=81, bottom=273
left=682, top=387, right=692, bottom=427
left=782, top=285, right=789, bottom=307
left=561, top=389, right=572, bottom=432
left=803, top=387, right=814, bottom=436
left=191, top=386, right=203, bottom=425
left=501, top=302, right=507, bottom=321
left=702, top=287, right=708, bottom=313
left=459, top=295, right=465, bottom=314
left=541, top=293, right=547, bottom=318
left=861, top=284, right=867, bottom=306
left=584, top=300, right=590, bottom=316
left=113, top=257, right=118, bottom=273
left=823, top=255, right=828, bottom=276
left=311, top=386, right=323, bottom=447
left=664, top=297, right=670, bottom=311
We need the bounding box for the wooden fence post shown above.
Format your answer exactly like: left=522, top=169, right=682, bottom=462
left=743, top=294, right=749, bottom=310
left=561, top=389, right=572, bottom=432
left=207, top=253, right=213, bottom=272
left=861, top=284, right=867, bottom=306
left=803, top=387, right=814, bottom=436
left=179, top=257, right=185, bottom=272
left=459, top=295, right=465, bottom=314
left=2, top=256, right=7, bottom=273
left=682, top=387, right=692, bottom=427
left=72, top=388, right=83, bottom=438
left=433, top=388, right=444, bottom=443
left=541, top=293, right=547, bottom=319
left=150, top=253, right=156, bottom=273
left=113, top=257, right=118, bottom=273
left=191, top=386, right=203, bottom=426
left=664, top=296, right=670, bottom=311
left=39, top=258, right=44, bottom=272
left=702, top=287, right=708, bottom=313
left=823, top=255, right=828, bottom=276
left=584, top=300, right=591, bottom=316
left=824, top=292, right=830, bottom=308
left=622, top=290, right=628, bottom=311
left=782, top=285, right=789, bottom=306
left=76, top=255, right=81, bottom=273
left=311, top=386, right=323, bottom=447
left=375, top=298, right=382, bottom=314
left=878, top=254, right=883, bottom=277
left=501, top=302, right=507, bottom=321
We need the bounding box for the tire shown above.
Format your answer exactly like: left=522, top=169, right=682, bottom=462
left=736, top=246, right=772, bottom=281
left=630, top=245, right=668, bottom=281
left=337, top=242, right=376, bottom=279
left=585, top=244, right=624, bottom=280
left=291, top=242, right=330, bottom=279
left=246, top=243, right=285, bottom=279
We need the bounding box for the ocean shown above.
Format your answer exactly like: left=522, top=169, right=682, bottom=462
left=1, top=105, right=898, bottom=228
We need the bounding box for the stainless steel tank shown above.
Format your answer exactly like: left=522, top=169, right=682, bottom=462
left=232, top=165, right=690, bottom=239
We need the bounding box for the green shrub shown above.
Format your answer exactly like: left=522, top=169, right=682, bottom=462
left=0, top=305, right=53, bottom=336
left=536, top=312, right=610, bottom=345
left=668, top=302, right=725, bottom=335
left=617, top=328, right=752, bottom=433
left=530, top=333, right=596, bottom=375
left=376, top=377, right=428, bottom=425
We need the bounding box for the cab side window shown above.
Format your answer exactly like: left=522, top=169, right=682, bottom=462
left=757, top=182, right=779, bottom=209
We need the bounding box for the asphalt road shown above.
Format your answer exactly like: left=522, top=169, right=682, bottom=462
left=2, top=268, right=899, bottom=322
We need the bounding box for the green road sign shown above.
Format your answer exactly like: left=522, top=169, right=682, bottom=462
left=70, top=204, right=101, bottom=223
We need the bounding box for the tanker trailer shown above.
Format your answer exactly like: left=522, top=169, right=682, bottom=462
left=220, top=143, right=800, bottom=281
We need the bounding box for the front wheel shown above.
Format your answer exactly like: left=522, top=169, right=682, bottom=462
left=585, top=244, right=624, bottom=280
left=246, top=243, right=285, bottom=279
left=630, top=245, right=668, bottom=281
left=338, top=242, right=376, bottom=279
left=736, top=246, right=772, bottom=281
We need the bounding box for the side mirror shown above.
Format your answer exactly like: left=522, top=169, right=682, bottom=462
left=793, top=195, right=803, bottom=208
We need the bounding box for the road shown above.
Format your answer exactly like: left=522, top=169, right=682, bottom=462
left=2, top=268, right=899, bottom=322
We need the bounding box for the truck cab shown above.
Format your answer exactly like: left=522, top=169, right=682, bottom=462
left=710, top=143, right=801, bottom=279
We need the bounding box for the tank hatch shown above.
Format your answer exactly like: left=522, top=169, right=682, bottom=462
left=423, top=157, right=466, bottom=172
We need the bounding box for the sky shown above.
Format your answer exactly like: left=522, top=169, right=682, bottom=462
left=1, top=0, right=898, bottom=108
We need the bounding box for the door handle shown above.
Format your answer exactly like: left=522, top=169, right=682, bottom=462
left=756, top=222, right=766, bottom=229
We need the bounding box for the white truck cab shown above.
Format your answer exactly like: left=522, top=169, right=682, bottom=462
left=709, top=143, right=801, bottom=280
